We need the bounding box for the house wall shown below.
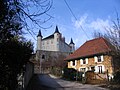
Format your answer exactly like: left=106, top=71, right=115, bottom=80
left=67, top=55, right=113, bottom=76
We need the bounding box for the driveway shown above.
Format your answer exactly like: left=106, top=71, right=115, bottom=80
left=26, top=74, right=109, bottom=90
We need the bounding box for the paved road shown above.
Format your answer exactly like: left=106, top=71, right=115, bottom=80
left=26, top=74, right=109, bottom=90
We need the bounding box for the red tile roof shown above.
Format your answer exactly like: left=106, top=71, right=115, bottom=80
left=65, top=37, right=113, bottom=60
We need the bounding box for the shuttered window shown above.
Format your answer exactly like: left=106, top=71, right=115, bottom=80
left=70, top=61, right=73, bottom=66
left=94, top=56, right=98, bottom=62
left=73, top=60, right=75, bottom=66
left=94, top=55, right=104, bottom=63
left=86, top=58, right=88, bottom=64
left=95, top=65, right=105, bottom=73
left=80, top=59, right=83, bottom=65
left=83, top=59, right=86, bottom=64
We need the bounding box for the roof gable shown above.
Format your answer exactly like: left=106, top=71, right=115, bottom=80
left=65, top=37, right=112, bottom=60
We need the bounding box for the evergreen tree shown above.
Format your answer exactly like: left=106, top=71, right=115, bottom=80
left=0, top=0, right=33, bottom=89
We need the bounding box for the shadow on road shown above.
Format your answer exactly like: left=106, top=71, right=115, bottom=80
left=26, top=74, right=63, bottom=90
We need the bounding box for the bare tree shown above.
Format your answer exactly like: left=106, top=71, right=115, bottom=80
left=10, top=0, right=53, bottom=39
left=93, top=14, right=120, bottom=71
left=105, top=15, right=120, bottom=53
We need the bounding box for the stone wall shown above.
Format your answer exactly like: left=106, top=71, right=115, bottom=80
left=24, top=62, right=34, bottom=89
left=35, top=50, right=69, bottom=74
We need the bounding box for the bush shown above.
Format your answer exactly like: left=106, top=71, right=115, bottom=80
left=62, top=68, right=83, bottom=81
left=114, top=71, right=120, bottom=83
left=62, top=68, right=76, bottom=80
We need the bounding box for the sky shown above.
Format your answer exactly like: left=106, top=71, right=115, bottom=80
left=24, top=0, right=120, bottom=51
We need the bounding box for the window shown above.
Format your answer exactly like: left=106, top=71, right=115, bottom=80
left=42, top=42, right=44, bottom=45
left=80, top=68, right=86, bottom=72
left=47, top=41, right=49, bottom=44
left=94, top=55, right=104, bottom=63
left=73, top=60, right=75, bottom=66
left=51, top=40, right=53, bottom=44
left=83, top=59, right=86, bottom=64
left=98, top=56, right=101, bottom=62
left=57, top=38, right=59, bottom=42
left=98, top=66, right=102, bottom=73
left=81, top=58, right=88, bottom=65
left=91, top=67, right=95, bottom=71
left=42, top=55, right=45, bottom=59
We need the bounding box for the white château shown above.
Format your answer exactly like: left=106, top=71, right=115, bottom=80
left=35, top=26, right=75, bottom=73
left=36, top=26, right=75, bottom=53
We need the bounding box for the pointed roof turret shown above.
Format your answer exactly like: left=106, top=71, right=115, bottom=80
left=54, top=25, right=60, bottom=34
left=37, top=30, right=42, bottom=37
left=70, top=38, right=75, bottom=45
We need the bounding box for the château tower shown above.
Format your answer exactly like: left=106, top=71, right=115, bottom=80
left=69, top=38, right=75, bottom=53
left=37, top=30, right=42, bottom=50
left=54, top=26, right=61, bottom=51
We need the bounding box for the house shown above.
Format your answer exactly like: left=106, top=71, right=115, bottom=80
left=64, top=37, right=115, bottom=80
left=35, top=26, right=75, bottom=73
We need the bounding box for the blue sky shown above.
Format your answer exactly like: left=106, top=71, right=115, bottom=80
left=25, top=0, right=120, bottom=50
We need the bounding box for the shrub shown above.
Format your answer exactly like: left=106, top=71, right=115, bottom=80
left=113, top=71, right=120, bottom=83
left=62, top=68, right=76, bottom=80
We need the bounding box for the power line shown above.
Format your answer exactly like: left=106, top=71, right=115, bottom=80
left=64, top=0, right=89, bottom=39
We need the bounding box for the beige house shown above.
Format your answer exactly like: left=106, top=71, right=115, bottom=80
left=65, top=37, right=115, bottom=79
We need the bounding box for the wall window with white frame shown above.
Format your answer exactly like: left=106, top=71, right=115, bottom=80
left=80, top=68, right=86, bottom=72
left=73, top=60, right=75, bottom=66
left=70, top=60, right=77, bottom=66
left=94, top=55, right=104, bottom=63
left=95, top=65, right=105, bottom=73
left=91, top=66, right=95, bottom=71
left=98, top=56, right=101, bottom=62
left=98, top=66, right=102, bottom=73
left=83, top=59, right=86, bottom=64
left=80, top=58, right=88, bottom=65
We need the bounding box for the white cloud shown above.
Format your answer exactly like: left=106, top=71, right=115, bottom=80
left=71, top=14, right=112, bottom=48
left=88, top=18, right=111, bottom=32
left=73, top=14, right=88, bottom=29
left=74, top=38, right=79, bottom=45
left=72, top=14, right=111, bottom=33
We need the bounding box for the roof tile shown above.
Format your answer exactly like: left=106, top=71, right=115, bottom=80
left=65, top=37, right=112, bottom=60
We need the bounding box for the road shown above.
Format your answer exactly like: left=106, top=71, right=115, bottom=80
left=26, top=74, right=109, bottom=90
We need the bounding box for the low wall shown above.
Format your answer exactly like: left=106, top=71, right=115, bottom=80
left=24, top=62, right=34, bottom=89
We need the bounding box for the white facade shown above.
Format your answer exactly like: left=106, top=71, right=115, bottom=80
left=36, top=26, right=75, bottom=53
